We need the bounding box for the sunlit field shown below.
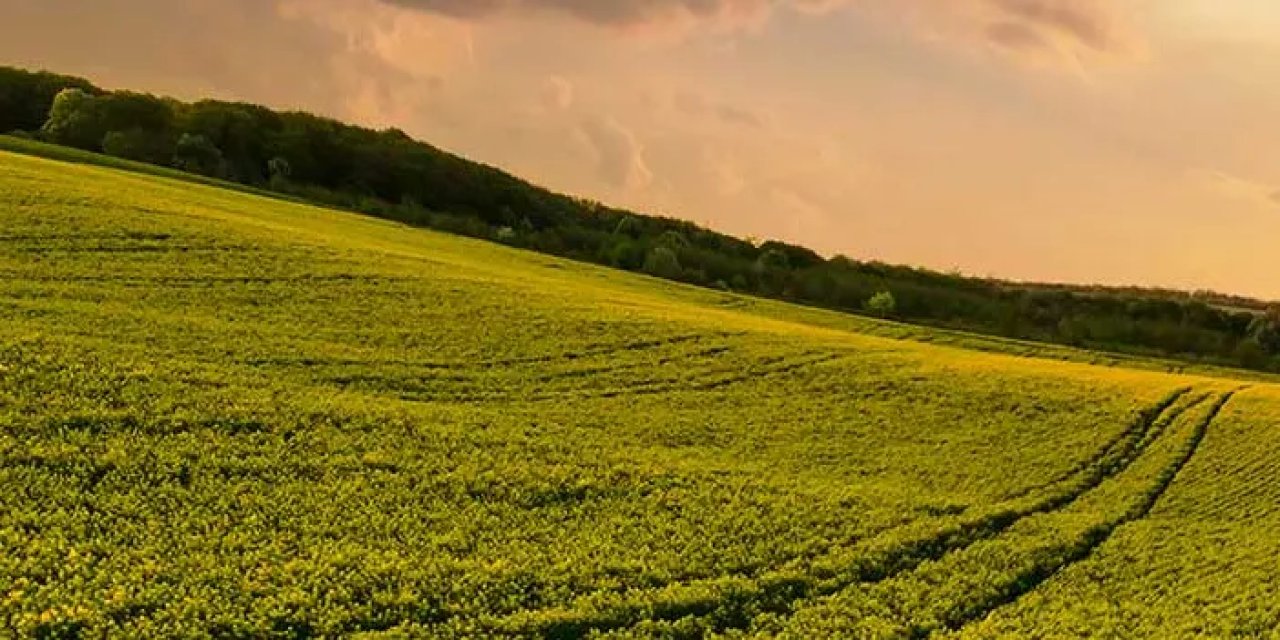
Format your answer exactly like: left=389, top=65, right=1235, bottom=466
left=1, top=149, right=1275, bottom=638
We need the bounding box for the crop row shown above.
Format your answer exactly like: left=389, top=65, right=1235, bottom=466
left=0, top=152, right=1230, bottom=638
left=419, top=389, right=1206, bottom=637
left=951, top=386, right=1280, bottom=638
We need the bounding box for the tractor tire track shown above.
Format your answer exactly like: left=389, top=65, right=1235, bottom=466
left=471, top=388, right=1197, bottom=638
left=933, top=389, right=1240, bottom=638
left=1007, top=388, right=1201, bottom=501
left=382, top=352, right=840, bottom=405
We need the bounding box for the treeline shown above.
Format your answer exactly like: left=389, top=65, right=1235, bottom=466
left=4, top=65, right=1280, bottom=371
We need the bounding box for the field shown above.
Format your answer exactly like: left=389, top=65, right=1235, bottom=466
left=0, top=148, right=1277, bottom=638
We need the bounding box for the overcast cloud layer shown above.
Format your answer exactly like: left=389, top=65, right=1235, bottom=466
left=4, top=0, right=1280, bottom=297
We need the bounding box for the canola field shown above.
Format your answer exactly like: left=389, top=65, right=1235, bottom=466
left=0, top=148, right=1276, bottom=638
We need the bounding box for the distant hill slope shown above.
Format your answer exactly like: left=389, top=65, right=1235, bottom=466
left=2, top=147, right=1280, bottom=637
left=3, top=64, right=1280, bottom=378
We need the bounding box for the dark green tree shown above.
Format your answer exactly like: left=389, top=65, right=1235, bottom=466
left=41, top=88, right=101, bottom=149
left=102, top=128, right=173, bottom=164
left=643, top=247, right=682, bottom=280
left=0, top=67, right=99, bottom=133
left=172, top=133, right=224, bottom=177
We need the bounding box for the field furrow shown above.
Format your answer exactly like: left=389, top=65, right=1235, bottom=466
left=450, top=389, right=1197, bottom=637
left=1, top=148, right=1273, bottom=638
left=763, top=390, right=1237, bottom=639
left=947, top=386, right=1280, bottom=638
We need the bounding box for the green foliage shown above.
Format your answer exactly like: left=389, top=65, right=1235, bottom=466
left=41, top=87, right=100, bottom=149
left=949, top=388, right=1280, bottom=638
left=101, top=128, right=172, bottom=165
left=0, top=149, right=1272, bottom=637
left=755, top=248, right=790, bottom=272
left=43, top=89, right=173, bottom=154
left=614, top=214, right=641, bottom=238
left=778, top=390, right=1240, bottom=638
left=1248, top=310, right=1280, bottom=352
left=267, top=155, right=291, bottom=180
left=656, top=230, right=689, bottom=251
left=4, top=63, right=1280, bottom=374
left=1234, top=337, right=1268, bottom=370
left=865, top=290, right=897, bottom=318
left=0, top=67, right=100, bottom=134
left=604, top=237, right=644, bottom=271
left=642, top=246, right=682, bottom=280
left=172, top=133, right=224, bottom=177
left=177, top=100, right=279, bottom=183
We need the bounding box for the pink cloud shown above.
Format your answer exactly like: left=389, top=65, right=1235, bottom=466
left=879, top=0, right=1144, bottom=65
left=574, top=116, right=654, bottom=191
left=377, top=0, right=825, bottom=33
left=980, top=0, right=1140, bottom=58
left=376, top=0, right=1143, bottom=67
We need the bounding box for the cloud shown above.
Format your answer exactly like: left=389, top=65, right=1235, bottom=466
left=768, top=187, right=829, bottom=239
left=671, top=90, right=767, bottom=128
left=1191, top=169, right=1280, bottom=210
left=714, top=103, right=766, bottom=128
left=990, top=0, right=1117, bottom=51
left=575, top=116, right=655, bottom=191
left=0, top=0, right=430, bottom=119
left=985, top=20, right=1053, bottom=53
left=280, top=0, right=477, bottom=80
left=889, top=0, right=1144, bottom=66
left=377, top=0, right=1143, bottom=67
left=377, top=0, right=839, bottom=33
left=981, top=0, right=1138, bottom=59
left=698, top=148, right=747, bottom=196
left=542, top=75, right=575, bottom=110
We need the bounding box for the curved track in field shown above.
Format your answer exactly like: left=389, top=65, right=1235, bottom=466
left=460, top=388, right=1230, bottom=638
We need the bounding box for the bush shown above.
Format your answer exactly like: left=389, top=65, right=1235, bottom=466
left=172, top=133, right=224, bottom=177
left=865, top=291, right=897, bottom=318
left=41, top=88, right=99, bottom=149
left=1235, top=338, right=1269, bottom=370
left=102, top=128, right=172, bottom=164
left=643, top=247, right=682, bottom=280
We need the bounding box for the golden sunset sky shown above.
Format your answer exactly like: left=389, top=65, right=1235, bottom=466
left=5, top=1, right=1280, bottom=296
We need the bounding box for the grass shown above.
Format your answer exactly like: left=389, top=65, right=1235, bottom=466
left=0, top=148, right=1276, bottom=638
left=2, top=132, right=1273, bottom=384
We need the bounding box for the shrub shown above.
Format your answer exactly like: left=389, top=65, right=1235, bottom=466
left=865, top=291, right=897, bottom=317
left=643, top=247, right=682, bottom=280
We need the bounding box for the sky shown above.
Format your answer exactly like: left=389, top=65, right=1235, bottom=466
left=4, top=0, right=1280, bottom=297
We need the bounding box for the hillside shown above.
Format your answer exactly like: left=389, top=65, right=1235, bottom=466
left=4, top=65, right=1280, bottom=375
left=3, top=149, right=1280, bottom=637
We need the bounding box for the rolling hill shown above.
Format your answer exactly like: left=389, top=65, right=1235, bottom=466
left=6, top=62, right=1280, bottom=375
left=2, top=148, right=1278, bottom=638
